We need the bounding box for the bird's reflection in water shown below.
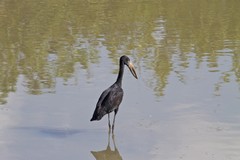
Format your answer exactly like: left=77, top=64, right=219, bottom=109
left=91, top=130, right=122, bottom=160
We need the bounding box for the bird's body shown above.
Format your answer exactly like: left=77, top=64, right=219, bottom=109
left=91, top=83, right=123, bottom=121
left=90, top=55, right=137, bottom=131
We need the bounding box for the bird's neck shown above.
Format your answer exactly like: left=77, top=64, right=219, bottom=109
left=115, top=61, right=124, bottom=86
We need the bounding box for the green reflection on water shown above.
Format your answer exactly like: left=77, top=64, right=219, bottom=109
left=0, top=0, right=240, bottom=104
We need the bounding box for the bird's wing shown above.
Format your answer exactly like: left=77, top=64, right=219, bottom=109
left=96, top=87, right=112, bottom=107
left=91, top=88, right=111, bottom=121
left=101, top=85, right=123, bottom=112
left=91, top=84, right=123, bottom=121
left=108, top=89, right=123, bottom=107
left=97, top=85, right=123, bottom=110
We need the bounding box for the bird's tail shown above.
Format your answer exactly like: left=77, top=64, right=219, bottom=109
left=90, top=117, right=96, bottom=121
left=90, top=115, right=101, bottom=121
left=90, top=105, right=106, bottom=121
left=90, top=111, right=103, bottom=121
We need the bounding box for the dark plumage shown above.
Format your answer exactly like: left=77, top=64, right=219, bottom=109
left=90, top=55, right=138, bottom=131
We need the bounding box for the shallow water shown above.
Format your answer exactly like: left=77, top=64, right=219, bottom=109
left=0, top=0, right=240, bottom=160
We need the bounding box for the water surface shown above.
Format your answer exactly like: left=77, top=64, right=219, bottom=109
left=0, top=0, right=240, bottom=160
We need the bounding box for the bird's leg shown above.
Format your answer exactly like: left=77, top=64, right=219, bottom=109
left=112, top=133, right=117, bottom=151
left=112, top=115, right=115, bottom=132
left=107, top=128, right=111, bottom=147
left=112, top=109, right=118, bottom=132
left=108, top=113, right=111, bottom=130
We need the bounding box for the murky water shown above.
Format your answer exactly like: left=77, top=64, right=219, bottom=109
left=0, top=0, right=240, bottom=159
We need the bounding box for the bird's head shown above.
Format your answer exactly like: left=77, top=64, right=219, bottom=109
left=121, top=55, right=138, bottom=79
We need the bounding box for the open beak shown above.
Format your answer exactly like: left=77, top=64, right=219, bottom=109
left=127, top=61, right=138, bottom=79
